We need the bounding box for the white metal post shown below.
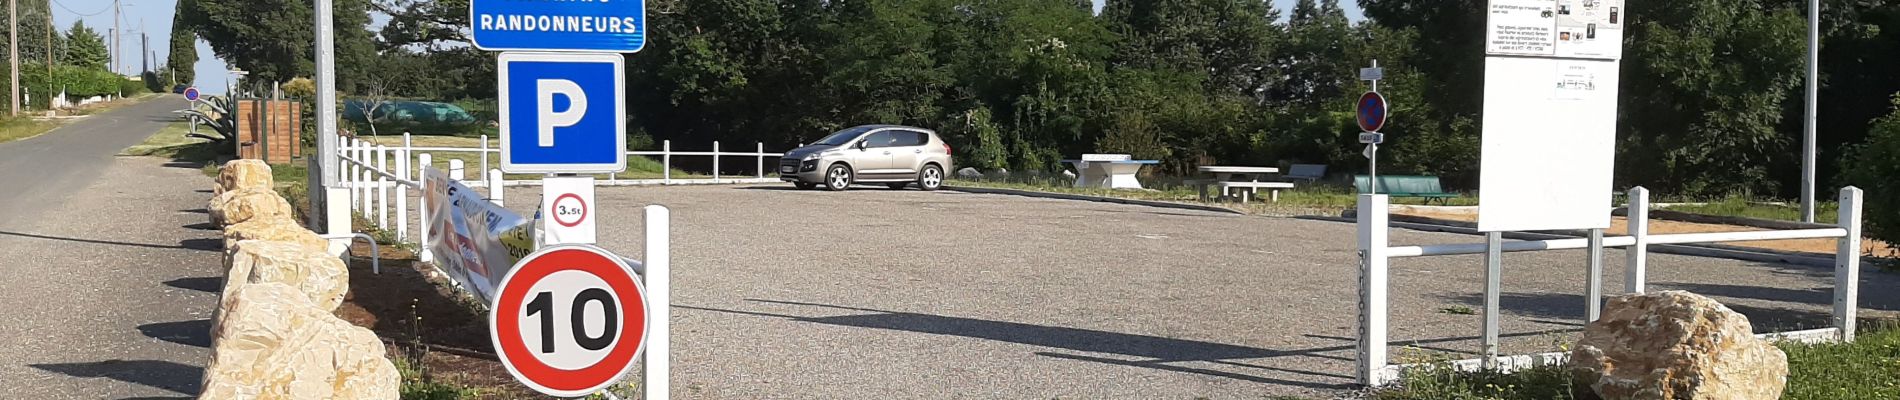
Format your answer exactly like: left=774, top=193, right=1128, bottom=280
left=1356, top=194, right=1389, bottom=386
left=1626, top=187, right=1650, bottom=293
left=1801, top=0, right=1819, bottom=223
left=757, top=142, right=765, bottom=179
left=644, top=205, right=672, bottom=400
left=358, top=140, right=370, bottom=214
left=1835, top=187, right=1863, bottom=342
left=449, top=159, right=465, bottom=182
left=343, top=140, right=356, bottom=209
left=1482, top=231, right=1502, bottom=367
left=376, top=145, right=390, bottom=230
left=1586, top=228, right=1604, bottom=322
left=480, top=134, right=490, bottom=175
left=663, top=140, right=672, bottom=184
left=713, top=141, right=721, bottom=182
left=396, top=147, right=409, bottom=241
left=417, top=153, right=434, bottom=263
left=488, top=169, right=505, bottom=206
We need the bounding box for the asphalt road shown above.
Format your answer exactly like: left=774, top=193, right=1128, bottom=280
left=0, top=96, right=224, bottom=399
left=476, top=183, right=1900, bottom=399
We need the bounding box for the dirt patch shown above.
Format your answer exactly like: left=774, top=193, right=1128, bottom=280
left=334, top=242, right=533, bottom=397
left=1394, top=208, right=1898, bottom=257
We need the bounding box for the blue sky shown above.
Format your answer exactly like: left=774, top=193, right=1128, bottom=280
left=57, top=0, right=1364, bottom=96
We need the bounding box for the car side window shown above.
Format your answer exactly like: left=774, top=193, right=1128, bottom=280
left=895, top=131, right=928, bottom=147
left=861, top=132, right=896, bottom=148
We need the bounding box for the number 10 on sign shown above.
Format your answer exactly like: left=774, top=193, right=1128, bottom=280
left=491, top=245, right=649, bottom=397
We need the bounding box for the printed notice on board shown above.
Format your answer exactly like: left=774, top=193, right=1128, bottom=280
left=1552, top=60, right=1607, bottom=101
left=1487, top=0, right=1624, bottom=60
left=1487, top=0, right=1556, bottom=56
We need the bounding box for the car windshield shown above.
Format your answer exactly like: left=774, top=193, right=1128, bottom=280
left=813, top=127, right=872, bottom=146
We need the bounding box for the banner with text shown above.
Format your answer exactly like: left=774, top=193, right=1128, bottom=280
left=423, top=167, right=537, bottom=302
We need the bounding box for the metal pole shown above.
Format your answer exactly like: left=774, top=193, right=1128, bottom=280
left=1626, top=187, right=1650, bottom=293
left=1835, top=187, right=1863, bottom=342
left=1368, top=60, right=1379, bottom=195
left=644, top=205, right=672, bottom=400
left=663, top=140, right=672, bottom=184
left=417, top=153, right=433, bottom=263
left=9, top=0, right=17, bottom=117
left=1586, top=228, right=1604, bottom=322
left=1483, top=231, right=1502, bottom=368
left=1801, top=0, right=1819, bottom=223
left=315, top=0, right=341, bottom=235
left=1355, top=194, right=1390, bottom=386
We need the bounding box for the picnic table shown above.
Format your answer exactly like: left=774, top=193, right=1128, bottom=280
left=1191, top=166, right=1295, bottom=203
left=1063, top=154, right=1160, bottom=189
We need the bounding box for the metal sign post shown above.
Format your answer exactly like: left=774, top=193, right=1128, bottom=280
left=1357, top=60, right=1387, bottom=195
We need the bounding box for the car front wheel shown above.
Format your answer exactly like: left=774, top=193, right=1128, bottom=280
left=917, top=164, right=944, bottom=191
left=824, top=164, right=853, bottom=191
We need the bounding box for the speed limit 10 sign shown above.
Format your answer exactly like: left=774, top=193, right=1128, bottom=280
left=490, top=244, right=648, bottom=397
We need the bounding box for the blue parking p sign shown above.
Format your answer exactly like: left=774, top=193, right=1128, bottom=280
left=499, top=52, right=626, bottom=174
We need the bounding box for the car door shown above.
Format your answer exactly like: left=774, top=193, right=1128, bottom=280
left=887, top=130, right=926, bottom=176
left=851, top=131, right=897, bottom=175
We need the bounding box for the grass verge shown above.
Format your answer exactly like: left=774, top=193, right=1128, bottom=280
left=1663, top=195, right=1840, bottom=224
left=0, top=117, right=64, bottom=145
left=1373, top=324, right=1900, bottom=400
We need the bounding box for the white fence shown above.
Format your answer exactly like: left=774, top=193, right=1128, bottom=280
left=1354, top=186, right=1865, bottom=386
left=329, top=132, right=743, bottom=399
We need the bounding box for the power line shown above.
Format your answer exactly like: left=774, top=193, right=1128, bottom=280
left=50, top=0, right=109, bottom=17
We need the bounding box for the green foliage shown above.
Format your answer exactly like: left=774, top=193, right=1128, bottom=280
left=1841, top=94, right=1900, bottom=246
left=1780, top=322, right=1900, bottom=400
left=168, top=0, right=199, bottom=86
left=23, top=66, right=139, bottom=98
left=1373, top=363, right=1579, bottom=400
left=186, top=0, right=376, bottom=88
left=63, top=21, right=108, bottom=70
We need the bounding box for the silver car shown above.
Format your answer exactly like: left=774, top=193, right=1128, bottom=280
left=780, top=125, right=953, bottom=191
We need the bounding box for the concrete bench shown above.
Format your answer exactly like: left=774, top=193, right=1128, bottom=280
left=1063, top=154, right=1160, bottom=189
left=1208, top=181, right=1295, bottom=203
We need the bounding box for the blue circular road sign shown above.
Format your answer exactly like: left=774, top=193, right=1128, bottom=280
left=1357, top=91, right=1388, bottom=132
left=184, top=87, right=201, bottom=102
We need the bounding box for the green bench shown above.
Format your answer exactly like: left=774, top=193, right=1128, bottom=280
left=1354, top=175, right=1459, bottom=203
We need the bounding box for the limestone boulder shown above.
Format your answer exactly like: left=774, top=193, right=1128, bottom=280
left=224, top=240, right=348, bottom=311
left=214, top=159, right=273, bottom=197
left=210, top=189, right=292, bottom=227
left=201, top=282, right=398, bottom=400
left=1568, top=290, right=1787, bottom=400
left=222, top=217, right=330, bottom=254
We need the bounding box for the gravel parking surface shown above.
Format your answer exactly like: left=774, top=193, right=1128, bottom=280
left=472, top=184, right=1900, bottom=399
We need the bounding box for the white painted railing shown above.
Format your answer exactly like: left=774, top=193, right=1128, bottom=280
left=1354, top=186, right=1865, bottom=386
left=347, top=133, right=786, bottom=187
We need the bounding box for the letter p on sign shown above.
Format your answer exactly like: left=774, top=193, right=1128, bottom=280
left=536, top=79, right=588, bottom=147
left=499, top=52, right=627, bottom=174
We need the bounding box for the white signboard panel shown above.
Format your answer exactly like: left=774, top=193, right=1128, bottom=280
left=1487, top=0, right=1624, bottom=60
left=1477, top=57, right=1620, bottom=232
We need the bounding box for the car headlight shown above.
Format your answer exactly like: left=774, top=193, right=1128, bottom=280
left=802, top=153, right=821, bottom=161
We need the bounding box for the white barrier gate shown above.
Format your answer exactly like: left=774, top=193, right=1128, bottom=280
left=1355, top=186, right=1864, bottom=386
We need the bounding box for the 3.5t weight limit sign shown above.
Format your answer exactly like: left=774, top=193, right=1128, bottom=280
left=491, top=245, right=647, bottom=397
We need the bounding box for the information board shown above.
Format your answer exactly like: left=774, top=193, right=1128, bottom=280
left=1477, top=0, right=1625, bottom=232
left=1486, top=0, right=1624, bottom=60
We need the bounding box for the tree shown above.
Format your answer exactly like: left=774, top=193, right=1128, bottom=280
left=354, top=78, right=390, bottom=136
left=64, top=21, right=108, bottom=70
left=168, top=0, right=198, bottom=86
left=187, top=0, right=375, bottom=87
left=1839, top=93, right=1900, bottom=251
left=1101, top=0, right=1282, bottom=98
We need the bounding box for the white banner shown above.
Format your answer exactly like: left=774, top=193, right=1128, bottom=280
left=424, top=167, right=537, bottom=302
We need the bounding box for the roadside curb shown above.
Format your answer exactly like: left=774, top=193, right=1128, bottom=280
left=944, top=186, right=1244, bottom=215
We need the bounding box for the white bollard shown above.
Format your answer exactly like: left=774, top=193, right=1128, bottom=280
left=396, top=147, right=410, bottom=241
left=757, top=142, right=765, bottom=179
left=449, top=159, right=466, bottom=182
left=1356, top=194, right=1390, bottom=386
left=713, top=141, right=721, bottom=182
left=376, top=145, right=390, bottom=230
left=644, top=205, right=672, bottom=400
left=488, top=169, right=505, bottom=206
left=663, top=140, right=672, bottom=184
left=1625, top=187, right=1650, bottom=294
left=417, top=153, right=434, bottom=263
left=1835, top=187, right=1864, bottom=342
left=480, top=134, right=490, bottom=176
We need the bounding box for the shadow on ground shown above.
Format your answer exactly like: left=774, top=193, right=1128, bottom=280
left=29, top=359, right=201, bottom=395
left=138, top=320, right=212, bottom=348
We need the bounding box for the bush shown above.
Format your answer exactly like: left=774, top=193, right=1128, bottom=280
left=1840, top=94, right=1900, bottom=246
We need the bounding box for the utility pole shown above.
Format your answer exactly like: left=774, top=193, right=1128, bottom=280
left=44, top=4, right=50, bottom=108
left=10, top=0, right=19, bottom=116
left=112, top=0, right=121, bottom=75
left=315, top=0, right=341, bottom=234
left=1800, top=0, right=1819, bottom=223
